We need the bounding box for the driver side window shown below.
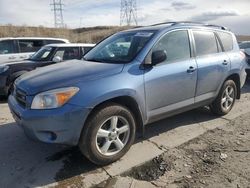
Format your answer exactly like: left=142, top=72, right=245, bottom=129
left=153, top=30, right=191, bottom=63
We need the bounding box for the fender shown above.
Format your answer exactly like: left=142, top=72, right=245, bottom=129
left=84, top=89, right=147, bottom=124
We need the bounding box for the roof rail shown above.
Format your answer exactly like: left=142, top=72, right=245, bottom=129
left=204, top=24, right=228, bottom=30
left=150, top=22, right=178, bottom=26
left=150, top=21, right=228, bottom=31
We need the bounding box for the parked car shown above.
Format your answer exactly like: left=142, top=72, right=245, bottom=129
left=0, top=37, right=69, bottom=65
left=239, top=41, right=250, bottom=73
left=0, top=43, right=95, bottom=97
left=8, top=22, right=246, bottom=165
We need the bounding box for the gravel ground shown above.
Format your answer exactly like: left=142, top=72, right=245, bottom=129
left=100, top=112, right=250, bottom=188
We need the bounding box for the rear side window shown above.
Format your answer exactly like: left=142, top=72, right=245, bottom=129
left=0, top=40, right=16, bottom=54
left=18, top=40, right=44, bottom=53
left=193, top=30, right=218, bottom=56
left=217, top=32, right=233, bottom=51
left=44, top=40, right=65, bottom=45
left=153, top=30, right=191, bottom=63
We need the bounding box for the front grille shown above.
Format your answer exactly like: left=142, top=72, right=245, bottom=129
left=14, top=87, right=27, bottom=108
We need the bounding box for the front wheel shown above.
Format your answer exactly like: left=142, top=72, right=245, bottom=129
left=79, top=103, right=136, bottom=165
left=210, top=80, right=237, bottom=115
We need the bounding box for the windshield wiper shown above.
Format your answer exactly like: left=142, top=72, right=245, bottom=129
left=84, top=58, right=106, bottom=63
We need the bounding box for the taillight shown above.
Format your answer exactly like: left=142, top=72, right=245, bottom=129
left=240, top=51, right=246, bottom=59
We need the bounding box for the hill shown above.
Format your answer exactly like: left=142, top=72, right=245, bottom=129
left=0, top=25, right=131, bottom=43
left=0, top=25, right=249, bottom=43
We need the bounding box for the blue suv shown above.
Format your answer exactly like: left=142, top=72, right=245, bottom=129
left=8, top=22, right=247, bottom=165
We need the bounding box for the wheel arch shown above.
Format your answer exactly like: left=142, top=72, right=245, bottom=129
left=226, top=73, right=241, bottom=99
left=85, top=95, right=145, bottom=137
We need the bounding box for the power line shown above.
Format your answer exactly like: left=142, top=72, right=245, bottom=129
left=50, top=0, right=64, bottom=28
left=120, top=0, right=138, bottom=26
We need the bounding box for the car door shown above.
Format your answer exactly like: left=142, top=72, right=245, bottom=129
left=192, top=30, right=230, bottom=103
left=144, top=30, right=197, bottom=120
left=0, top=40, right=19, bottom=64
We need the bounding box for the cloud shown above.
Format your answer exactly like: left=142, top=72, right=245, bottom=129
left=171, top=1, right=196, bottom=11
left=191, top=9, right=240, bottom=22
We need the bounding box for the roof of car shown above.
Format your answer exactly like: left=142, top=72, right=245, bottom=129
left=0, top=37, right=69, bottom=43
left=45, top=43, right=96, bottom=47
left=123, top=22, right=231, bottom=33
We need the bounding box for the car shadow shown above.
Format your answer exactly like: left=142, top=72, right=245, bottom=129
left=0, top=96, right=7, bottom=104
left=1, top=79, right=250, bottom=187
left=241, top=76, right=250, bottom=94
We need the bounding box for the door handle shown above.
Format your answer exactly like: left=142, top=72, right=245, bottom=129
left=222, top=60, right=228, bottom=65
left=187, top=66, right=196, bottom=73
left=20, top=56, right=27, bottom=58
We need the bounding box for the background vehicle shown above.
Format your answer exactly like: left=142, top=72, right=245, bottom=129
left=239, top=41, right=250, bottom=74
left=0, top=37, right=69, bottom=65
left=0, top=43, right=95, bottom=97
left=8, top=22, right=246, bottom=165
left=239, top=41, right=250, bottom=54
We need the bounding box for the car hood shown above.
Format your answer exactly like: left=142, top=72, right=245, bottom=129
left=15, top=60, right=124, bottom=95
left=3, top=60, right=36, bottom=67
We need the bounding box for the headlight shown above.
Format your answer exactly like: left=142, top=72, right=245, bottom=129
left=0, top=65, right=9, bottom=74
left=31, top=87, right=79, bottom=109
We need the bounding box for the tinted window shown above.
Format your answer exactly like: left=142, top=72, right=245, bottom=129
left=44, top=40, right=65, bottom=45
left=82, top=47, right=93, bottom=55
left=18, top=40, right=44, bottom=52
left=54, top=47, right=80, bottom=61
left=0, top=40, right=15, bottom=54
left=153, top=30, right=191, bottom=63
left=217, top=32, right=233, bottom=51
left=193, top=31, right=218, bottom=56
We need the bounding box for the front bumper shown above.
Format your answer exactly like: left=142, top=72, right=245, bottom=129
left=8, top=95, right=91, bottom=145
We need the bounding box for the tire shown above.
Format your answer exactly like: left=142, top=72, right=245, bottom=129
left=8, top=82, right=14, bottom=96
left=79, top=103, right=136, bottom=165
left=210, top=80, right=237, bottom=115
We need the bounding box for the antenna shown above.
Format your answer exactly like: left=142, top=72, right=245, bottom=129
left=120, top=0, right=138, bottom=26
left=51, top=0, right=64, bottom=28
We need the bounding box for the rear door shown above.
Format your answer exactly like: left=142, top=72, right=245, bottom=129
left=0, top=40, right=19, bottom=64
left=192, top=30, right=230, bottom=103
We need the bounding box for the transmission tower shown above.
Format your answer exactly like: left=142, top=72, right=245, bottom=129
left=120, top=0, right=138, bottom=26
left=51, top=0, right=64, bottom=28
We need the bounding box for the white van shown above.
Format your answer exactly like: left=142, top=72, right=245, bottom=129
left=0, top=37, right=69, bottom=64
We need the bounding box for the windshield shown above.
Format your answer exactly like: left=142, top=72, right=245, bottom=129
left=29, top=46, right=54, bottom=61
left=84, top=31, right=155, bottom=63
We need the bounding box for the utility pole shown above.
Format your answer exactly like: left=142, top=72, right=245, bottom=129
left=120, top=0, right=138, bottom=26
left=51, top=0, right=64, bottom=28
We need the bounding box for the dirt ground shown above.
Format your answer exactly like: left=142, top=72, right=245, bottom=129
left=100, top=112, right=250, bottom=188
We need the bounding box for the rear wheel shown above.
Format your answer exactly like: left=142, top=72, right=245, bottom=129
left=210, top=80, right=237, bottom=115
left=79, top=103, right=136, bottom=165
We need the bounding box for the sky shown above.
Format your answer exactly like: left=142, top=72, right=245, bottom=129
left=0, top=0, right=249, bottom=35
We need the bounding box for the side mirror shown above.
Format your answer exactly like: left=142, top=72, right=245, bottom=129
left=52, top=56, right=62, bottom=63
left=152, top=50, right=167, bottom=65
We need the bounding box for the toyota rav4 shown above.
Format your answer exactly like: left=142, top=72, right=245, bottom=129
left=8, top=22, right=247, bottom=165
